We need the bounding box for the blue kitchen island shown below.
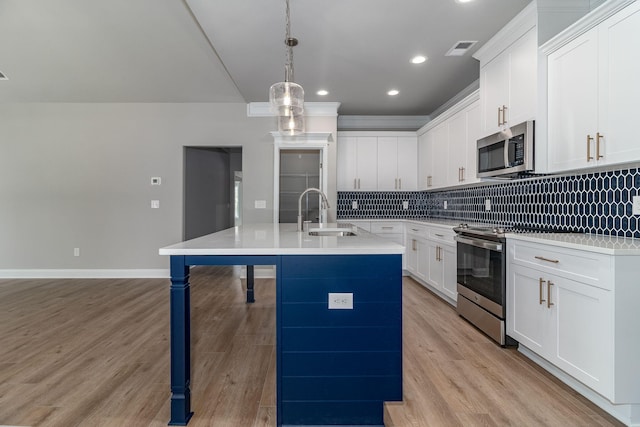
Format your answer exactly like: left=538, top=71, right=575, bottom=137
left=159, top=223, right=404, bottom=426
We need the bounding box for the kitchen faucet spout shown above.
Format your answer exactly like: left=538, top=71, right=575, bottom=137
left=297, top=188, right=330, bottom=231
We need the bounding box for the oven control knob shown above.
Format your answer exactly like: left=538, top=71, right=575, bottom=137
left=459, top=223, right=468, bottom=229
left=493, top=227, right=504, bottom=234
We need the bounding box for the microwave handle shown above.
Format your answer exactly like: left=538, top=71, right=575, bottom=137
left=504, top=137, right=510, bottom=168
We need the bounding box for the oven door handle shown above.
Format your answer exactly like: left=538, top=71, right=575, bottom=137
left=454, top=235, right=502, bottom=252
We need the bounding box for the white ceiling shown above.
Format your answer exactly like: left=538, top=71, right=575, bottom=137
left=0, top=0, right=532, bottom=116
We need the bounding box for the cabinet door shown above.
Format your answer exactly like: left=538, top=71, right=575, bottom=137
left=598, top=1, right=640, bottom=167
left=464, top=101, right=481, bottom=184
left=430, top=123, right=448, bottom=189
left=337, top=136, right=358, bottom=190
left=480, top=53, right=509, bottom=136
left=447, top=109, right=467, bottom=186
left=547, top=27, right=599, bottom=173
left=396, top=136, right=417, bottom=190
left=440, top=244, right=457, bottom=301
left=406, top=236, right=418, bottom=275
left=552, top=276, right=613, bottom=399
left=508, top=28, right=537, bottom=127
left=507, top=264, right=551, bottom=355
left=418, top=131, right=433, bottom=190
left=376, top=137, right=398, bottom=191
left=426, top=241, right=444, bottom=291
left=415, top=239, right=429, bottom=282
left=355, top=137, right=378, bottom=190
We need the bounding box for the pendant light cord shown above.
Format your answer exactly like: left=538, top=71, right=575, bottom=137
left=285, top=0, right=294, bottom=83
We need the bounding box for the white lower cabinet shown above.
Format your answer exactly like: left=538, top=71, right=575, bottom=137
left=508, top=263, right=613, bottom=396
left=405, top=222, right=457, bottom=305
left=507, top=237, right=640, bottom=414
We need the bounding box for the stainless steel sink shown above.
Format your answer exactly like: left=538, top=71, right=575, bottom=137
left=307, top=226, right=357, bottom=237
left=308, top=230, right=357, bottom=237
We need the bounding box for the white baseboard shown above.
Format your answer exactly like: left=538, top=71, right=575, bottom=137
left=0, top=269, right=170, bottom=279
left=518, top=345, right=640, bottom=426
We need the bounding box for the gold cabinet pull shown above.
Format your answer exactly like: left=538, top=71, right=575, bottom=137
left=535, top=255, right=559, bottom=264
left=427, top=176, right=432, bottom=187
left=502, top=105, right=507, bottom=126
left=539, top=278, right=546, bottom=305
left=354, top=178, right=357, bottom=189
left=596, top=132, right=604, bottom=159
left=587, top=135, right=594, bottom=161
left=398, top=178, right=401, bottom=189
left=461, top=167, right=465, bottom=182
left=412, top=239, right=417, bottom=251
left=497, top=107, right=502, bottom=127
left=358, top=178, right=361, bottom=189
left=547, top=281, right=554, bottom=308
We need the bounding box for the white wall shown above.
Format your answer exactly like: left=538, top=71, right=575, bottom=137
left=0, top=103, right=336, bottom=274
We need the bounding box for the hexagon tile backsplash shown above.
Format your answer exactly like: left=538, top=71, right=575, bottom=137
left=337, top=167, right=640, bottom=238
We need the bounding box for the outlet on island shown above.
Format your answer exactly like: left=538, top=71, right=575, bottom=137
left=352, top=200, right=358, bottom=210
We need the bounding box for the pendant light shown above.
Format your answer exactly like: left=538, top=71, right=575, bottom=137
left=269, top=0, right=305, bottom=134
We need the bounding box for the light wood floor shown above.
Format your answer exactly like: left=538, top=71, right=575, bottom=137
left=0, top=267, right=623, bottom=427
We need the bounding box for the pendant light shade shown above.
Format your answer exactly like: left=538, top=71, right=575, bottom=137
left=277, top=107, right=305, bottom=135
left=269, top=0, right=305, bottom=134
left=269, top=81, right=304, bottom=116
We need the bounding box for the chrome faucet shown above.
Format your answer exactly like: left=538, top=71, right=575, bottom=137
left=297, top=187, right=330, bottom=231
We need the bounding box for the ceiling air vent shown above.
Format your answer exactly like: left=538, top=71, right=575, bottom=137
left=0, top=70, right=7, bottom=80
left=445, top=41, right=478, bottom=57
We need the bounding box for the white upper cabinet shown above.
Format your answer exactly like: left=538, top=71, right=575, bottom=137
left=417, top=93, right=480, bottom=191
left=545, top=0, right=640, bottom=173
left=336, top=135, right=377, bottom=191
left=377, top=136, right=417, bottom=191
left=337, top=132, right=416, bottom=191
left=475, top=4, right=537, bottom=137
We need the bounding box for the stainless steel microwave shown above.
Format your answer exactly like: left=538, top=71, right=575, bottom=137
left=477, top=121, right=534, bottom=178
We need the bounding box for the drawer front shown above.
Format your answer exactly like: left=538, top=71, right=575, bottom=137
left=405, top=222, right=429, bottom=238
left=371, top=221, right=403, bottom=234
left=508, top=240, right=611, bottom=289
left=427, top=227, right=455, bottom=245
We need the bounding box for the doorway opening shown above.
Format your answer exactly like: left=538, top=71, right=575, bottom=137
left=278, top=149, right=321, bottom=223
left=184, top=147, right=242, bottom=240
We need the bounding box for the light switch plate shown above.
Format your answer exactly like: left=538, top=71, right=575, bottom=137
left=328, top=293, right=353, bottom=309
left=151, top=177, right=161, bottom=185
left=255, top=200, right=266, bottom=209
left=633, top=196, right=640, bottom=215
left=151, top=200, right=160, bottom=209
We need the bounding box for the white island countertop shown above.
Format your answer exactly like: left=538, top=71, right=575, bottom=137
left=159, top=223, right=405, bottom=256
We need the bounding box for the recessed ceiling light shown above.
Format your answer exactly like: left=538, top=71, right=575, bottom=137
left=387, top=89, right=399, bottom=96
left=411, top=55, right=427, bottom=64
left=456, top=0, right=474, bottom=3
left=316, top=89, right=329, bottom=96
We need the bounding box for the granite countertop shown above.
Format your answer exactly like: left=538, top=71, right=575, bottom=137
left=159, top=223, right=404, bottom=256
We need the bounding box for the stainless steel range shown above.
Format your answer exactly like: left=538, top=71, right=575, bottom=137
left=453, top=224, right=515, bottom=346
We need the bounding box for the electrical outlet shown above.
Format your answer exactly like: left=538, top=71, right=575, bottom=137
left=73, top=248, right=80, bottom=257
left=403, top=201, right=409, bottom=210
left=151, top=200, right=160, bottom=209
left=633, top=196, right=640, bottom=215
left=255, top=200, right=266, bottom=209
left=328, top=293, right=353, bottom=309
left=444, top=201, right=448, bottom=210
left=485, top=199, right=491, bottom=211
left=352, top=200, right=358, bottom=210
